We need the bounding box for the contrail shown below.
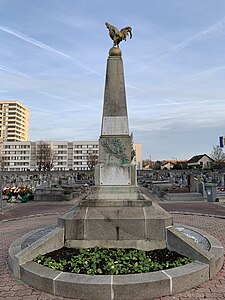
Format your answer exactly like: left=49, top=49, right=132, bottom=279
left=0, top=64, right=32, bottom=78
left=150, top=15, right=225, bottom=64
left=0, top=25, right=73, bottom=60
left=0, top=24, right=102, bottom=75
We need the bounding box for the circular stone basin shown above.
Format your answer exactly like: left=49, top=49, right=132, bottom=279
left=8, top=225, right=224, bottom=300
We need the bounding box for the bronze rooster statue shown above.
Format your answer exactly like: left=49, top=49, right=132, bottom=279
left=105, top=22, right=132, bottom=47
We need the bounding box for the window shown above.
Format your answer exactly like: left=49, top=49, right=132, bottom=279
left=58, top=145, right=67, bottom=149
left=74, top=150, right=82, bottom=154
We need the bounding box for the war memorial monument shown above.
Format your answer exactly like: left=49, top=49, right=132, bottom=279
left=8, top=23, right=224, bottom=299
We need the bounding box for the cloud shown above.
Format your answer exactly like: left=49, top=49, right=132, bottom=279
left=182, top=65, right=225, bottom=81
left=148, top=64, right=225, bottom=92
left=149, top=15, right=225, bottom=64
left=0, top=89, right=8, bottom=93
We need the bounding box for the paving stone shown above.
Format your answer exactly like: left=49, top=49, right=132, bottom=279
left=0, top=291, right=16, bottom=297
left=22, top=296, right=39, bottom=300
left=16, top=288, right=34, bottom=296
left=11, top=285, right=27, bottom=291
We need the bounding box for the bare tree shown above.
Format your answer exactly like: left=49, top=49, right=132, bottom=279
left=210, top=145, right=225, bottom=168
left=35, top=141, right=55, bottom=171
left=87, top=150, right=98, bottom=171
left=154, top=160, right=163, bottom=170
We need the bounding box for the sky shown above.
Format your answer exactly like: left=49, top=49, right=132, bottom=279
left=0, top=0, right=225, bottom=160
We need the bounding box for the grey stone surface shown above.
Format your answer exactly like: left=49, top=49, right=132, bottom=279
left=85, top=185, right=146, bottom=201
left=21, top=261, right=59, bottom=294
left=8, top=241, right=23, bottom=278
left=86, top=215, right=117, bottom=240
left=113, top=272, right=170, bottom=299
left=99, top=164, right=132, bottom=185
left=59, top=207, right=86, bottom=240
left=61, top=203, right=172, bottom=246
left=145, top=218, right=166, bottom=240
left=34, top=186, right=66, bottom=201
left=175, top=226, right=211, bottom=250
left=83, top=206, right=145, bottom=240
left=164, top=192, right=204, bottom=201
left=96, top=54, right=134, bottom=187
left=15, top=227, right=64, bottom=267
left=57, top=196, right=173, bottom=251
left=80, top=199, right=152, bottom=207
left=21, top=225, right=57, bottom=249
left=208, top=245, right=224, bottom=279
left=8, top=227, right=48, bottom=278
left=102, top=116, right=129, bottom=135
left=175, top=224, right=223, bottom=249
left=145, top=203, right=173, bottom=239
left=167, top=227, right=213, bottom=264
left=64, top=218, right=85, bottom=240
left=55, top=273, right=111, bottom=300
left=102, top=56, right=128, bottom=118
left=65, top=239, right=166, bottom=251
left=164, top=262, right=209, bottom=294
left=18, top=260, right=211, bottom=300
left=169, top=224, right=224, bottom=279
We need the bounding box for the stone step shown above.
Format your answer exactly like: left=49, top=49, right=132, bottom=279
left=79, top=199, right=152, bottom=207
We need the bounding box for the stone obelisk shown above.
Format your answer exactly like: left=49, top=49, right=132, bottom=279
left=59, top=23, right=172, bottom=250
left=95, top=45, right=136, bottom=187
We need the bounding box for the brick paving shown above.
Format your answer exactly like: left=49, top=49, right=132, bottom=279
left=159, top=201, right=225, bottom=217
left=1, top=199, right=225, bottom=299
left=0, top=201, right=75, bottom=222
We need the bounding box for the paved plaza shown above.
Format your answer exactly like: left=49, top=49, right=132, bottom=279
left=1, top=195, right=225, bottom=299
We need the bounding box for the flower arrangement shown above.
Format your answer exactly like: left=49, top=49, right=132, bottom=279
left=2, top=186, right=34, bottom=198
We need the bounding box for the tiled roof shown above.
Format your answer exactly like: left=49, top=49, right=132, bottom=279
left=188, top=154, right=213, bottom=163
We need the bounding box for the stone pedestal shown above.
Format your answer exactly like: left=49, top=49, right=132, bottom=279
left=59, top=201, right=172, bottom=250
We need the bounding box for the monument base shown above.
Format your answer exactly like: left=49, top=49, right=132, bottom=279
left=58, top=191, right=172, bottom=251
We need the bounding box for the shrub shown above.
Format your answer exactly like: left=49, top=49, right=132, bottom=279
left=34, top=247, right=193, bottom=275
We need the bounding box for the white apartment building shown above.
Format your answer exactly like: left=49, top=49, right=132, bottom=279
left=52, top=141, right=99, bottom=171
left=1, top=141, right=142, bottom=171
left=1, top=141, right=99, bottom=171
left=0, top=100, right=30, bottom=146
left=2, top=141, right=31, bottom=171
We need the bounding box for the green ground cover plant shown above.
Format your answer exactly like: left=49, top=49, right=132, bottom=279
left=34, top=247, right=193, bottom=275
